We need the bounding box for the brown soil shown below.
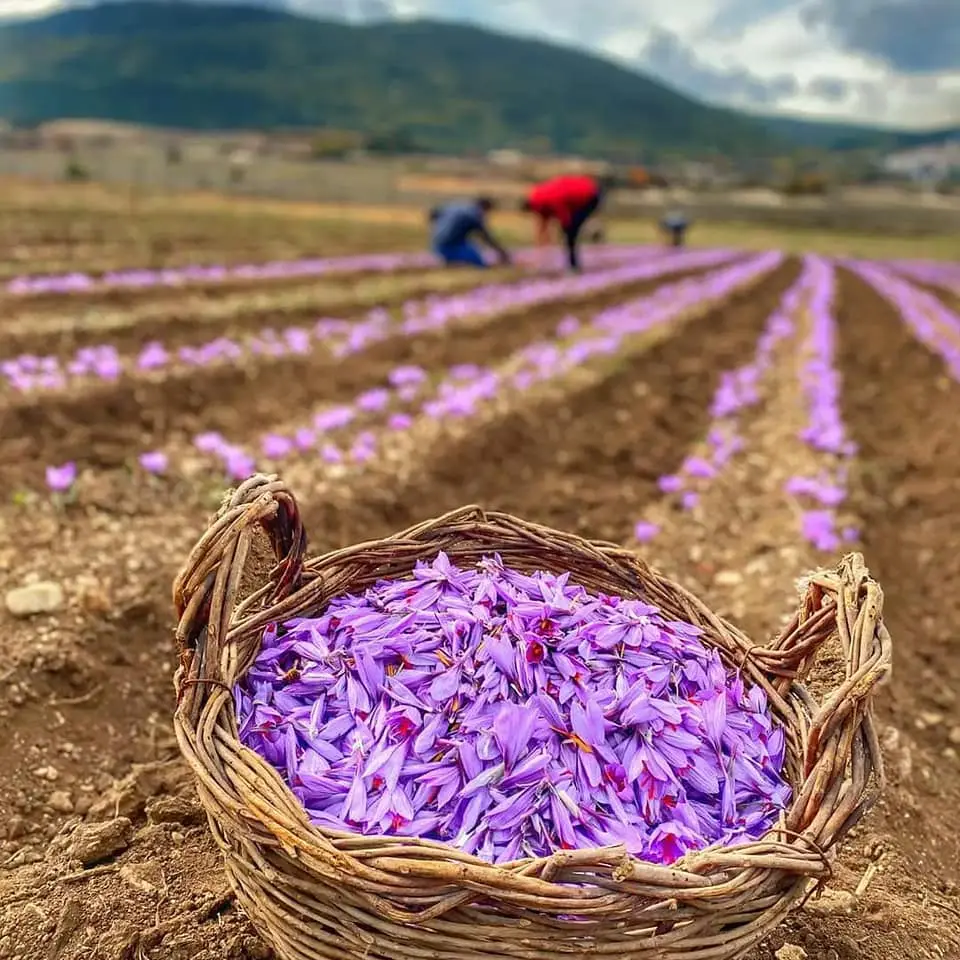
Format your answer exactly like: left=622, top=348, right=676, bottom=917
left=0, top=257, right=695, bottom=361
left=0, top=263, right=441, bottom=317
left=0, top=240, right=380, bottom=282
left=835, top=271, right=960, bottom=734
left=0, top=267, right=518, bottom=358
left=777, top=267, right=960, bottom=960
left=829, top=272, right=960, bottom=932
left=0, top=208, right=424, bottom=275
left=1, top=253, right=959, bottom=960
left=942, top=289, right=960, bottom=314
left=302, top=260, right=797, bottom=547
left=0, top=268, right=716, bottom=493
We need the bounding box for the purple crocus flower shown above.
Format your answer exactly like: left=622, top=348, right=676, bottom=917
left=634, top=521, right=660, bottom=543
left=683, top=457, right=716, bottom=479
left=319, top=443, right=343, bottom=464
left=658, top=475, right=683, bottom=494
left=46, top=462, right=77, bottom=492
left=784, top=257, right=856, bottom=551
left=387, top=413, right=413, bottom=431
left=138, top=451, right=168, bottom=474
left=262, top=434, right=294, bottom=459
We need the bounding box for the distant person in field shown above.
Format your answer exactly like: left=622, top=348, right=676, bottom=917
left=429, top=197, right=511, bottom=268
left=520, top=174, right=607, bottom=272
left=660, top=210, right=690, bottom=248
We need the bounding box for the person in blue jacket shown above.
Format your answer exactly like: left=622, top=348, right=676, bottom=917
left=429, top=197, right=511, bottom=268
left=660, top=209, right=691, bottom=248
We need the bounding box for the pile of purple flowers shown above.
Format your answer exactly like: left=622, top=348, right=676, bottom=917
left=236, top=552, right=791, bottom=866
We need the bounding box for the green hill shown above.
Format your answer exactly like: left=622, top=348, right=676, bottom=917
left=759, top=115, right=958, bottom=153
left=0, top=2, right=953, bottom=159
left=0, top=2, right=787, bottom=159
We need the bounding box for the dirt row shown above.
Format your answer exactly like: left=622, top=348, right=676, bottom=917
left=0, top=265, right=519, bottom=358
left=0, top=261, right=445, bottom=317
left=298, top=261, right=796, bottom=546
left=628, top=271, right=960, bottom=960
left=0, top=211, right=423, bottom=267
left=0, top=243, right=420, bottom=283
left=0, top=264, right=723, bottom=493
left=0, top=239, right=394, bottom=279
left=807, top=270, right=960, bottom=960
left=0, top=253, right=665, bottom=357
left=836, top=271, right=960, bottom=737
left=1, top=262, right=959, bottom=960
left=910, top=277, right=960, bottom=316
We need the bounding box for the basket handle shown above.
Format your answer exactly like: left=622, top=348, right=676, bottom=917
left=172, top=474, right=306, bottom=708
left=784, top=552, right=892, bottom=844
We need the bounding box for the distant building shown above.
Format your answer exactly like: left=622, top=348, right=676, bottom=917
left=36, top=119, right=150, bottom=148
left=881, top=141, right=960, bottom=183
left=229, top=148, right=254, bottom=168
left=529, top=156, right=611, bottom=178
left=487, top=149, right=524, bottom=167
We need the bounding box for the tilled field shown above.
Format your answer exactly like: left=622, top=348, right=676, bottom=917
left=1, top=232, right=959, bottom=960
left=0, top=204, right=427, bottom=280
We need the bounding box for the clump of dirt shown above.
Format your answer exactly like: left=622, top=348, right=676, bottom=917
left=1, top=811, right=268, bottom=960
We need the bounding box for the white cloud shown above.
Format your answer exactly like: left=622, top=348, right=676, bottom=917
left=0, top=0, right=61, bottom=13
left=1, top=0, right=957, bottom=127
left=379, top=0, right=960, bottom=126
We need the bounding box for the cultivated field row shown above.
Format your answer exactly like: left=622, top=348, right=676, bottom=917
left=0, top=248, right=741, bottom=491
left=1, top=244, right=647, bottom=299
left=4, top=249, right=957, bottom=499
left=3, top=247, right=960, bottom=960
left=1, top=248, right=730, bottom=390
left=0, top=247, right=659, bottom=344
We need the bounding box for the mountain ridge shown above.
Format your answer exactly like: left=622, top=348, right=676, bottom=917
left=0, top=1, right=955, bottom=158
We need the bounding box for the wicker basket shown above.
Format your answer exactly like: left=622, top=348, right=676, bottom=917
left=172, top=474, right=892, bottom=960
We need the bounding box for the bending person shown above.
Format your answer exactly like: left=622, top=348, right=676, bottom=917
left=660, top=209, right=690, bottom=248
left=520, top=174, right=606, bottom=272
left=430, top=197, right=511, bottom=268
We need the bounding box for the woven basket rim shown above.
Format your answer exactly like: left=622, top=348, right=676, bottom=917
left=171, top=473, right=893, bottom=931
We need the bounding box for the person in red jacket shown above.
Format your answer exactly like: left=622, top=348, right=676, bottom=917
left=520, top=174, right=607, bottom=272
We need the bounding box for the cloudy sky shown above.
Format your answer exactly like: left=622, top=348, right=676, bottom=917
left=1, top=0, right=958, bottom=128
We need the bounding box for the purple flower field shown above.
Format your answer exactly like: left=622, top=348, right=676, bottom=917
left=3, top=212, right=960, bottom=959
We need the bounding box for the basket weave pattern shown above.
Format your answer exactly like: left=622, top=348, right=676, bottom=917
left=173, top=475, right=892, bottom=960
